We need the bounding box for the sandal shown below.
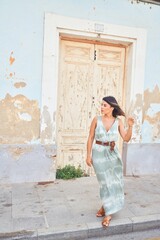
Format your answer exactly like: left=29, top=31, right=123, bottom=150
left=102, top=216, right=112, bottom=227
left=96, top=206, right=105, bottom=217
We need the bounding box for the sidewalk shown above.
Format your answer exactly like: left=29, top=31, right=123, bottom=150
left=0, top=175, right=160, bottom=240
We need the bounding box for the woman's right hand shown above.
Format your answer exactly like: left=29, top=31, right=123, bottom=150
left=86, top=156, right=92, bottom=167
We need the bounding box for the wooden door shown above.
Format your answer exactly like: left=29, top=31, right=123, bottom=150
left=57, top=40, right=125, bottom=171
left=56, top=40, right=94, bottom=170
left=93, top=44, right=125, bottom=115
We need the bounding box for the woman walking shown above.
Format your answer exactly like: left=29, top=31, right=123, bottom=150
left=86, top=96, right=134, bottom=227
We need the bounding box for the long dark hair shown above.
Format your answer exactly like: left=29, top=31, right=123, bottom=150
left=102, top=96, right=125, bottom=117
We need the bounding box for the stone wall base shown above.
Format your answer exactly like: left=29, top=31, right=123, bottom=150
left=122, top=143, right=160, bottom=176
left=0, top=144, right=56, bottom=184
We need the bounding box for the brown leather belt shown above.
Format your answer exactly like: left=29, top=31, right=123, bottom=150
left=96, top=140, right=115, bottom=151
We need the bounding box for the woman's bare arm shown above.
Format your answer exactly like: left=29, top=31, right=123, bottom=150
left=118, top=117, right=134, bottom=142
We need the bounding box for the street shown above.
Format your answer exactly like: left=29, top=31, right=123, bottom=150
left=89, top=228, right=160, bottom=240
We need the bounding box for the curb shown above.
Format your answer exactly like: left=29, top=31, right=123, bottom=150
left=1, top=215, right=160, bottom=240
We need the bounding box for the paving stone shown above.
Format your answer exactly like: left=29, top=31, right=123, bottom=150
left=0, top=175, right=160, bottom=239
left=12, top=216, right=46, bottom=232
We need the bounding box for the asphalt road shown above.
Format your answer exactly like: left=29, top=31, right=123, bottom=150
left=88, top=228, right=160, bottom=240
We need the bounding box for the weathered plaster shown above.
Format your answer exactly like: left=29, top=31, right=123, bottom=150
left=126, top=86, right=160, bottom=143
left=9, top=51, right=15, bottom=65
left=0, top=94, right=40, bottom=144
left=123, top=85, right=160, bottom=176
left=5, top=51, right=16, bottom=81
left=14, top=82, right=27, bottom=88
left=142, top=85, right=160, bottom=142
left=9, top=146, right=33, bottom=160
left=143, top=85, right=160, bottom=116
left=41, top=106, right=52, bottom=142
left=127, top=93, right=143, bottom=143
left=41, top=106, right=56, bottom=144
left=9, top=72, right=15, bottom=78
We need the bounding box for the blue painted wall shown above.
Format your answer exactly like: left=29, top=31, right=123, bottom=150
left=0, top=0, right=160, bottom=140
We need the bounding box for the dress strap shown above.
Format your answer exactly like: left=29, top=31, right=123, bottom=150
left=97, top=116, right=101, bottom=121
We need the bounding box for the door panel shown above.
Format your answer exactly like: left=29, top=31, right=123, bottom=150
left=57, top=41, right=94, bottom=169
left=93, top=45, right=125, bottom=116
left=57, top=40, right=126, bottom=171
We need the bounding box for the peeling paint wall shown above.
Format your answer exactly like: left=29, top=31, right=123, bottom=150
left=126, top=93, right=144, bottom=143
left=0, top=49, right=40, bottom=144
left=40, top=106, right=55, bottom=144
left=0, top=94, right=40, bottom=143
left=125, top=85, right=160, bottom=143
left=142, top=85, right=160, bottom=142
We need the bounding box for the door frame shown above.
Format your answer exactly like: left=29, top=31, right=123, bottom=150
left=41, top=13, right=147, bottom=144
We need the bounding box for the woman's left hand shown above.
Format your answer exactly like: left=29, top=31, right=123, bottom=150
left=127, top=117, right=134, bottom=127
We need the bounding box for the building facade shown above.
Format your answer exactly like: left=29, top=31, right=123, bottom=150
left=0, top=0, right=160, bottom=183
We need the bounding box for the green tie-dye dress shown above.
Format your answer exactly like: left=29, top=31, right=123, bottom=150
left=92, top=116, right=124, bottom=216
